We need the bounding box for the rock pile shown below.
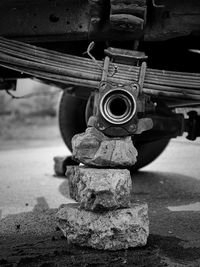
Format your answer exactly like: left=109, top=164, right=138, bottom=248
left=56, top=127, right=149, bottom=250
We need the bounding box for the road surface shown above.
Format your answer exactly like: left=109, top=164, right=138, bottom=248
left=0, top=138, right=200, bottom=266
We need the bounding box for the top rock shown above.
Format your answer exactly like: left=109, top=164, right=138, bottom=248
left=72, top=127, right=137, bottom=167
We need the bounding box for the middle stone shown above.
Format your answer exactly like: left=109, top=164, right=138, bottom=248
left=67, top=166, right=132, bottom=211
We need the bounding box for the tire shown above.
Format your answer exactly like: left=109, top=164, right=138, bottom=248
left=129, top=138, right=169, bottom=171
left=59, top=93, right=87, bottom=151
left=59, top=92, right=170, bottom=170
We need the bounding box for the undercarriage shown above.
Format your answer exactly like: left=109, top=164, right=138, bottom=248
left=0, top=0, right=200, bottom=169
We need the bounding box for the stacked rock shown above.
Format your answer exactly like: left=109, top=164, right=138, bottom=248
left=56, top=127, right=149, bottom=250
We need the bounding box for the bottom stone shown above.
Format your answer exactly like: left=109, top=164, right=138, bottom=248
left=56, top=203, right=149, bottom=250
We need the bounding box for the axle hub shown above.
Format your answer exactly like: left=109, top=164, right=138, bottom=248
left=100, top=89, right=137, bottom=125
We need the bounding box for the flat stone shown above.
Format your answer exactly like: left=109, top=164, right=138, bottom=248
left=56, top=203, right=149, bottom=250
left=72, top=127, right=137, bottom=167
left=54, top=156, right=79, bottom=176
left=66, top=166, right=132, bottom=211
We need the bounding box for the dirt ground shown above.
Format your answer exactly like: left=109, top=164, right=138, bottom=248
left=1, top=116, right=200, bottom=267
left=0, top=116, right=161, bottom=267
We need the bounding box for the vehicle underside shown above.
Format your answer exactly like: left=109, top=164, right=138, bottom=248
left=0, top=0, right=200, bottom=170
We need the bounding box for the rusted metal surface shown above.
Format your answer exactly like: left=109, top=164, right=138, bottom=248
left=0, top=0, right=90, bottom=42
left=145, top=0, right=200, bottom=41
left=89, top=0, right=147, bottom=40
left=0, top=0, right=200, bottom=42
left=109, top=0, right=146, bottom=36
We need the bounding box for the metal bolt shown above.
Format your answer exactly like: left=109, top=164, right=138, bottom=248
left=129, top=124, right=137, bottom=132
left=97, top=123, right=105, bottom=131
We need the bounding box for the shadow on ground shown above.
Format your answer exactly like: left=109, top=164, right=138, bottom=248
left=1, top=171, right=200, bottom=266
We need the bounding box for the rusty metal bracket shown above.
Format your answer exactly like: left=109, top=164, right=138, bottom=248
left=152, top=0, right=165, bottom=8
left=101, top=56, right=110, bottom=82
left=104, top=47, right=147, bottom=66
left=138, top=61, right=147, bottom=94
